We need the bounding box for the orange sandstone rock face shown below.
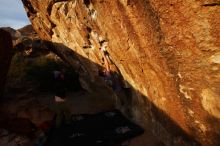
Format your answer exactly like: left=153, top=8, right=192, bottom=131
left=21, top=0, right=220, bottom=145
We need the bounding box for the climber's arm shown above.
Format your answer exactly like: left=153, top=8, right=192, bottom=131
left=103, top=54, right=110, bottom=72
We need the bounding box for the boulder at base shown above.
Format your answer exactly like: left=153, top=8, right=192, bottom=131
left=0, top=29, right=13, bottom=98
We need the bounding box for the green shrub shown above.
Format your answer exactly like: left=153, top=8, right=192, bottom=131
left=26, top=56, right=81, bottom=91
left=7, top=52, right=81, bottom=93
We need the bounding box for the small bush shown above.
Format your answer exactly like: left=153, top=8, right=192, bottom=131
left=6, top=53, right=28, bottom=89
left=26, top=56, right=81, bottom=92
left=7, top=52, right=81, bottom=93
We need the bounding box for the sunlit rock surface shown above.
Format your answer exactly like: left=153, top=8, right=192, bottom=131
left=21, top=0, right=220, bottom=145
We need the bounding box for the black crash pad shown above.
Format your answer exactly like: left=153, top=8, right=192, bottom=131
left=45, top=109, right=144, bottom=146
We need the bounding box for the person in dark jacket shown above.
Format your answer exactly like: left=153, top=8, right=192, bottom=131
left=52, top=69, right=70, bottom=128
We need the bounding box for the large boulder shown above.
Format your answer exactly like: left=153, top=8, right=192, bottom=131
left=0, top=27, right=22, bottom=47
left=0, top=29, right=13, bottom=98
left=21, top=0, right=220, bottom=145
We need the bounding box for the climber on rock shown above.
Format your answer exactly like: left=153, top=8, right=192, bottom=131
left=99, top=44, right=122, bottom=92
left=99, top=53, right=113, bottom=87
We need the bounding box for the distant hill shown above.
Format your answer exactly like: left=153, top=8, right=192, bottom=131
left=18, top=24, right=38, bottom=39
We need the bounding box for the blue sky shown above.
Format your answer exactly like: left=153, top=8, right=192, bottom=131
left=0, top=0, right=30, bottom=29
